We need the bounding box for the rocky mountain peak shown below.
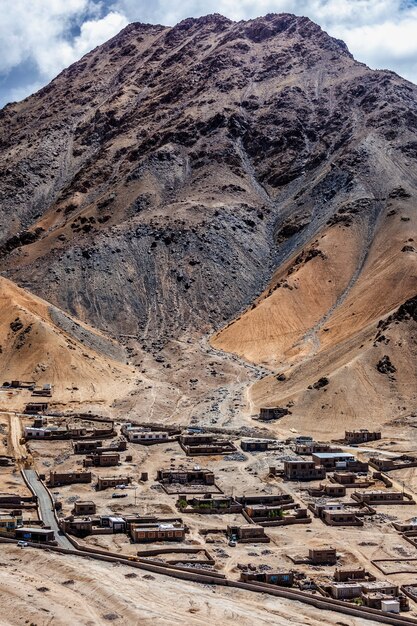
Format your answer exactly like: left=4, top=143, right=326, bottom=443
left=0, top=13, right=416, bottom=426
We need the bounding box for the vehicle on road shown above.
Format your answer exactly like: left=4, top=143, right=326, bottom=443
left=17, top=541, right=28, bottom=548
left=112, top=493, right=128, bottom=498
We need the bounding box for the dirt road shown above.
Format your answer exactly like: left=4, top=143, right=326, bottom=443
left=22, top=469, right=74, bottom=550
left=7, top=412, right=28, bottom=462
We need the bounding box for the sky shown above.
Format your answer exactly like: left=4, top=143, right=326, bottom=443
left=0, top=0, right=417, bottom=107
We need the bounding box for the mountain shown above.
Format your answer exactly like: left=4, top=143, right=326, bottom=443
left=0, top=13, right=416, bottom=433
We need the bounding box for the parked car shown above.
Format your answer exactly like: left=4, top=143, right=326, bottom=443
left=112, top=493, right=128, bottom=498
left=17, top=541, right=28, bottom=548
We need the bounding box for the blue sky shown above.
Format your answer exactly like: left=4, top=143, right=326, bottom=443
left=1, top=0, right=417, bottom=107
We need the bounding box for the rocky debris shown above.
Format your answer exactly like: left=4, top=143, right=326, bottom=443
left=376, top=296, right=417, bottom=337
left=0, top=227, right=45, bottom=256
left=376, top=355, right=397, bottom=375
left=402, top=245, right=416, bottom=252
left=287, top=246, right=326, bottom=275
left=389, top=186, right=411, bottom=198
left=326, top=198, right=374, bottom=228
left=49, top=307, right=126, bottom=362
left=9, top=318, right=23, bottom=332
left=15, top=324, right=32, bottom=349
left=308, top=377, right=329, bottom=390
left=396, top=296, right=417, bottom=322
left=224, top=452, right=247, bottom=462
left=275, top=218, right=309, bottom=244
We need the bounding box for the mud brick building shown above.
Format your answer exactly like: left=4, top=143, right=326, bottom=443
left=227, top=524, right=270, bottom=543
left=180, top=434, right=236, bottom=456
left=323, top=509, right=363, bottom=526
left=352, top=490, right=414, bottom=505
left=49, top=471, right=92, bottom=487
left=83, top=452, right=120, bottom=467
left=241, top=571, right=294, bottom=586
left=284, top=460, right=326, bottom=481
left=309, top=547, right=337, bottom=565
left=73, top=501, right=96, bottom=515
left=131, top=522, right=185, bottom=542
left=157, top=468, right=215, bottom=485
left=344, top=429, right=381, bottom=444
left=96, top=476, right=131, bottom=490
left=74, top=440, right=103, bottom=454
left=241, top=439, right=270, bottom=452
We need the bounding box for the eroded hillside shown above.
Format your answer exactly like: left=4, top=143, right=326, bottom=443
left=0, top=276, right=139, bottom=409
left=0, top=13, right=416, bottom=428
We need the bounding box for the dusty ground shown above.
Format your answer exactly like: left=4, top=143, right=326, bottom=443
left=0, top=544, right=383, bottom=626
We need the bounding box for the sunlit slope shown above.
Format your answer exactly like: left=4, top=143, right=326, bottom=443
left=0, top=276, right=134, bottom=402
left=213, top=194, right=417, bottom=435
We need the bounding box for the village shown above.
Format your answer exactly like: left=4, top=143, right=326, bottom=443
left=2, top=381, right=417, bottom=624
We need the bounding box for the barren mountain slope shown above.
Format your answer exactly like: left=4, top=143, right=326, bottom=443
left=213, top=174, right=417, bottom=432
left=0, top=276, right=135, bottom=406
left=0, top=12, right=416, bottom=425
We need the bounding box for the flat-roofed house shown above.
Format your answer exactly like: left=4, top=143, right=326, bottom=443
left=0, top=512, right=23, bottom=536
left=345, top=429, right=381, bottom=444
left=49, top=471, right=92, bottom=487
left=329, top=582, right=362, bottom=599
left=96, top=476, right=131, bottom=490
left=131, top=522, right=185, bottom=542
left=15, top=527, right=55, bottom=543
left=283, top=460, right=326, bottom=481
left=83, top=452, right=120, bottom=467
left=157, top=468, right=215, bottom=485
left=73, top=501, right=96, bottom=515
left=127, top=430, right=170, bottom=444
left=352, top=490, right=413, bottom=505
left=241, top=571, right=294, bottom=586
left=323, top=509, right=363, bottom=526
left=309, top=547, right=337, bottom=565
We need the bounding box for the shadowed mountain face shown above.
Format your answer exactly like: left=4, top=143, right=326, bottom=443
left=0, top=13, right=416, bottom=428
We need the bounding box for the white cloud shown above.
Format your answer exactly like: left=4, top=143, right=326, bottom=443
left=114, top=0, right=417, bottom=83
left=0, top=0, right=128, bottom=79
left=33, top=11, right=129, bottom=78
left=1, top=0, right=417, bottom=106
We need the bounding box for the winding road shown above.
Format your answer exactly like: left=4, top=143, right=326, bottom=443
left=22, top=469, right=74, bottom=550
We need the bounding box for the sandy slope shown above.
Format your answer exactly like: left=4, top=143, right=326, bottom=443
left=213, top=193, right=417, bottom=434
left=0, top=545, right=379, bottom=626
left=0, top=276, right=136, bottom=405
